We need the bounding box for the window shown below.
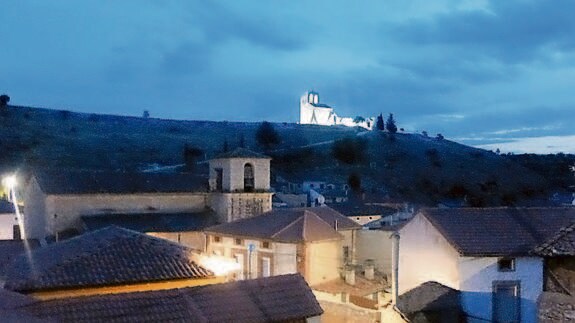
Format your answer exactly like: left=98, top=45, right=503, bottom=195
left=493, top=281, right=520, bottom=323
left=235, top=254, right=245, bottom=280
left=262, top=241, right=270, bottom=249
left=244, top=164, right=254, bottom=192
left=213, top=236, right=221, bottom=243
left=498, top=258, right=515, bottom=272
left=235, top=238, right=243, bottom=246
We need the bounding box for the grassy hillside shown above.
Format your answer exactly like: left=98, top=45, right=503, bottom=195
left=0, top=105, right=363, bottom=171
left=0, top=104, right=560, bottom=206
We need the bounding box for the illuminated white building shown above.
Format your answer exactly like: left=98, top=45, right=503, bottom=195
left=299, top=91, right=374, bottom=130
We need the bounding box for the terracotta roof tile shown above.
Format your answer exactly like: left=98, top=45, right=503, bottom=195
left=4, top=226, right=213, bottom=292
left=205, top=207, right=360, bottom=243
left=419, top=207, right=575, bottom=256
left=20, top=274, right=322, bottom=322
left=533, top=222, right=575, bottom=256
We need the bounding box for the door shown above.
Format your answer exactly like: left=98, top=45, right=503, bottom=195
left=493, top=281, right=520, bottom=323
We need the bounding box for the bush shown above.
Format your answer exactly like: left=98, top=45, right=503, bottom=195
left=332, top=137, right=367, bottom=165
left=256, top=121, right=281, bottom=150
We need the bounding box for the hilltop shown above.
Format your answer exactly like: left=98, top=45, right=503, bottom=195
left=0, top=104, right=570, bottom=207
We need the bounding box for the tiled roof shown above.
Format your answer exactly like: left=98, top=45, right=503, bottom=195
left=212, top=147, right=270, bottom=159
left=0, top=239, right=40, bottom=278
left=419, top=207, right=575, bottom=256
left=205, top=207, right=360, bottom=243
left=20, top=274, right=323, bottom=323
left=330, top=202, right=396, bottom=217
left=82, top=210, right=219, bottom=233
left=32, top=169, right=208, bottom=195
left=5, top=226, right=213, bottom=292
left=397, top=281, right=462, bottom=317
left=533, top=223, right=575, bottom=256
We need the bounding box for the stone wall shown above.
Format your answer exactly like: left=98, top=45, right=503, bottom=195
left=539, top=292, right=575, bottom=322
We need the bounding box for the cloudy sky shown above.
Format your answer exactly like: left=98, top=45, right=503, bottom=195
left=2, top=0, right=575, bottom=153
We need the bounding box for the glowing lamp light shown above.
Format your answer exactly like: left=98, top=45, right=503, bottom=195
left=198, top=255, right=241, bottom=276
left=2, top=175, right=17, bottom=189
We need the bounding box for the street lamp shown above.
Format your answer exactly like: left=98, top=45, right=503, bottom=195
left=2, top=174, right=24, bottom=239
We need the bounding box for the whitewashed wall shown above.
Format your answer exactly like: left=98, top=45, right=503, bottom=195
left=459, top=256, right=543, bottom=323
left=356, top=229, right=393, bottom=275
left=398, top=213, right=461, bottom=294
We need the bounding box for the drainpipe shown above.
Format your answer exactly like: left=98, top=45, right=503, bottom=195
left=391, top=231, right=400, bottom=305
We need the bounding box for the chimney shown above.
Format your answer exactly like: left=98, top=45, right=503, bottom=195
left=391, top=232, right=400, bottom=305
left=364, top=259, right=375, bottom=280
left=345, top=264, right=356, bottom=286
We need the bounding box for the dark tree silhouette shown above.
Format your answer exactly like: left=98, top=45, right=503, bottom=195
left=256, top=121, right=281, bottom=150
left=143, top=110, right=150, bottom=118
left=376, top=113, right=384, bottom=131
left=0, top=94, right=9, bottom=106
left=183, top=144, right=203, bottom=171
left=385, top=113, right=397, bottom=133
left=332, top=137, right=367, bottom=165
left=353, top=116, right=365, bottom=123
left=239, top=134, right=246, bottom=148
left=222, top=140, right=229, bottom=152
left=348, top=173, right=362, bottom=193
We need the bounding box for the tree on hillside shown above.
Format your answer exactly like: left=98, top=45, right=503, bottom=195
left=143, top=110, right=150, bottom=118
left=332, top=137, right=367, bottom=165
left=239, top=134, right=246, bottom=148
left=256, top=121, right=281, bottom=151
left=348, top=173, right=362, bottom=194
left=376, top=113, right=384, bottom=131
left=183, top=144, right=203, bottom=172
left=0, top=94, right=9, bottom=115
left=385, top=113, right=397, bottom=133
left=0, top=94, right=9, bottom=107
left=353, top=116, right=365, bottom=123
left=222, top=140, right=229, bottom=152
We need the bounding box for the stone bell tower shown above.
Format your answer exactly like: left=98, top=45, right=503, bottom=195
left=207, top=148, right=273, bottom=223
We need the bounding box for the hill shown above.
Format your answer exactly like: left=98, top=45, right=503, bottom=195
left=0, top=104, right=566, bottom=207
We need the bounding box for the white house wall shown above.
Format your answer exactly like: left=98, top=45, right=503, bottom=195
left=274, top=242, right=297, bottom=275
left=356, top=229, right=393, bottom=275
left=306, top=240, right=342, bottom=285
left=22, top=177, right=47, bottom=239
left=398, top=213, right=460, bottom=294
left=458, top=256, right=543, bottom=323
left=0, top=213, right=17, bottom=239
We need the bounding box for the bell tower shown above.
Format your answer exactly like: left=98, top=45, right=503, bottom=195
left=207, top=148, right=273, bottom=223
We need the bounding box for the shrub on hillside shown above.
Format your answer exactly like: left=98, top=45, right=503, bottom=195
left=332, top=137, right=367, bottom=165
left=256, top=121, right=281, bottom=151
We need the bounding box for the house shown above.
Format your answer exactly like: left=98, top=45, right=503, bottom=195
left=81, top=210, right=218, bottom=249
left=299, top=91, right=373, bottom=130
left=397, top=207, right=575, bottom=323
left=22, top=147, right=273, bottom=240
left=331, top=202, right=397, bottom=226
left=3, top=274, right=324, bottom=322
left=204, top=206, right=361, bottom=285
left=0, top=200, right=19, bottom=239
left=4, top=226, right=221, bottom=299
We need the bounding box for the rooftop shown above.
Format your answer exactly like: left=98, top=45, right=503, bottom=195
left=212, top=147, right=270, bottom=160
left=0, top=239, right=40, bottom=278
left=533, top=222, right=575, bottom=256
left=32, top=169, right=208, bottom=195
left=5, top=226, right=213, bottom=292
left=19, top=274, right=323, bottom=322
left=0, top=199, right=15, bottom=213
left=205, top=206, right=360, bottom=243
left=419, top=207, right=575, bottom=256
left=397, top=281, right=462, bottom=318
left=82, top=210, right=219, bottom=233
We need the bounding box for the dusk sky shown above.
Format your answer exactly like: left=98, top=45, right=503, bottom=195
left=2, top=0, right=575, bottom=153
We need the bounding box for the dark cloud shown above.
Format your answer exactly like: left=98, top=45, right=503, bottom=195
left=393, top=0, right=575, bottom=63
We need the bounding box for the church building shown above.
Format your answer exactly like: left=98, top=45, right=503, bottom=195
left=299, top=91, right=373, bottom=130
left=22, top=148, right=273, bottom=242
